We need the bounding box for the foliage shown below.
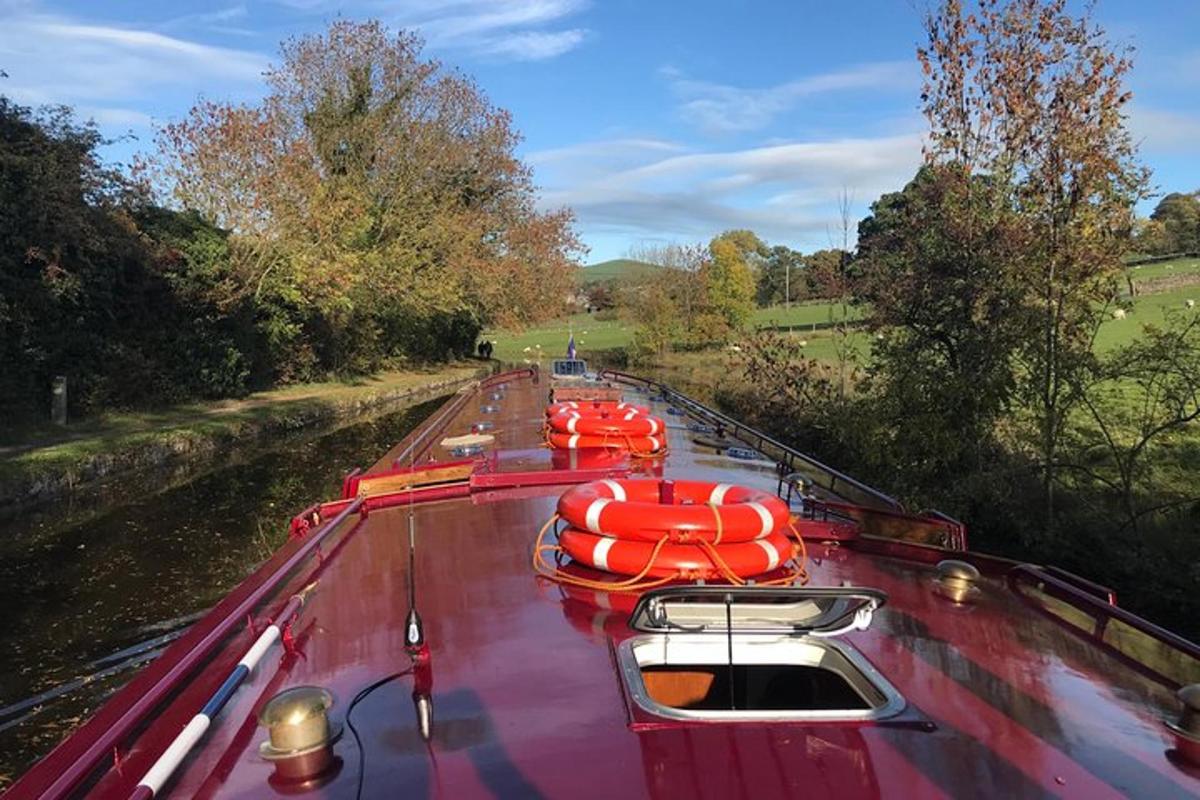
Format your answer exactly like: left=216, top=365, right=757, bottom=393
left=1145, top=192, right=1200, bottom=254
left=1064, top=311, right=1200, bottom=534
left=0, top=99, right=258, bottom=418
left=918, top=0, right=1150, bottom=529
left=2, top=20, right=582, bottom=422
left=621, top=269, right=682, bottom=362
left=855, top=165, right=1028, bottom=484
left=149, top=20, right=582, bottom=377
left=705, top=230, right=763, bottom=332
left=756, top=245, right=807, bottom=306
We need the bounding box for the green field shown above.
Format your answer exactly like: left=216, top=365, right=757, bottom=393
left=489, top=257, right=1198, bottom=367
left=1095, top=286, right=1199, bottom=351
left=579, top=258, right=661, bottom=284
left=483, top=300, right=859, bottom=364
left=1126, top=256, right=1200, bottom=283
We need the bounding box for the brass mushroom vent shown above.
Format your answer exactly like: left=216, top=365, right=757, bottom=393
left=259, top=686, right=343, bottom=783
left=933, top=559, right=981, bottom=604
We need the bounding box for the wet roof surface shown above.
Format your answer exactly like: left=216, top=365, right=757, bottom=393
left=61, top=373, right=1200, bottom=797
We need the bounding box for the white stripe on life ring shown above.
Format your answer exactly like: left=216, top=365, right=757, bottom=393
left=623, top=411, right=637, bottom=421
left=617, top=402, right=629, bottom=409
left=709, top=483, right=733, bottom=504
left=754, top=539, right=780, bottom=571
left=593, top=536, right=617, bottom=570
left=747, top=501, right=774, bottom=537
left=566, top=401, right=578, bottom=408
left=600, top=479, right=626, bottom=501
left=566, top=415, right=579, bottom=434
left=568, top=433, right=581, bottom=449
left=647, top=436, right=661, bottom=452
left=585, top=498, right=611, bottom=532
left=647, top=417, right=659, bottom=435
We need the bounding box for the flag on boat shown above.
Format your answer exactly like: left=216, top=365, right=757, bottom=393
left=567, top=334, right=576, bottom=359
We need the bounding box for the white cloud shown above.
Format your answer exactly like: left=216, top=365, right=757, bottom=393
left=663, top=61, right=919, bottom=133
left=270, top=0, right=591, bottom=61
left=416, top=0, right=585, bottom=40
left=477, top=28, right=586, bottom=61
left=534, top=133, right=923, bottom=248
left=0, top=8, right=269, bottom=134
left=1128, top=106, right=1200, bottom=154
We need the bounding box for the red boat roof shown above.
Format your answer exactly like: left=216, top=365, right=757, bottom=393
left=9, top=368, right=1200, bottom=798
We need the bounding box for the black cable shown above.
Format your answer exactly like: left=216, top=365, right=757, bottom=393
left=346, top=668, right=413, bottom=800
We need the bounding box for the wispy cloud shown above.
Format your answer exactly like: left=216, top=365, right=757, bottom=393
left=662, top=61, right=919, bottom=134
left=532, top=133, right=923, bottom=246
left=157, top=4, right=255, bottom=37
left=404, top=0, right=590, bottom=61
left=0, top=8, right=268, bottom=132
left=476, top=28, right=586, bottom=61
left=1129, top=106, right=1200, bottom=155
left=271, top=0, right=592, bottom=61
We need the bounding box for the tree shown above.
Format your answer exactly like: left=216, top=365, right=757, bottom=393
left=856, top=164, right=1027, bottom=488
left=705, top=230, right=762, bottom=332
left=805, top=249, right=851, bottom=300
left=0, top=99, right=258, bottom=416
left=150, top=20, right=582, bottom=374
left=1065, top=311, right=1200, bottom=536
left=622, top=269, right=682, bottom=361
left=757, top=245, right=806, bottom=306
left=918, top=0, right=1149, bottom=529
left=1149, top=192, right=1200, bottom=254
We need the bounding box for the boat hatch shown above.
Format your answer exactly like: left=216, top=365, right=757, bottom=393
left=628, top=586, right=887, bottom=636
left=618, top=587, right=905, bottom=721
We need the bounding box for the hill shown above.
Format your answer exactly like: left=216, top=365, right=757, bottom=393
left=579, top=258, right=660, bottom=284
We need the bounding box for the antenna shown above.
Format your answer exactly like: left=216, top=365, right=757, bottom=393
left=404, top=441, right=425, bottom=651
left=403, top=435, right=434, bottom=747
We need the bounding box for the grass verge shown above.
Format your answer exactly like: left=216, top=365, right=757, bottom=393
left=0, top=362, right=490, bottom=509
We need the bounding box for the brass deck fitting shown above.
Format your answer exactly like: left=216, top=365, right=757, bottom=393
left=934, top=559, right=981, bottom=604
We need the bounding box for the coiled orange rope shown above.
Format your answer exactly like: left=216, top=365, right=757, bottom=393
left=532, top=509, right=810, bottom=590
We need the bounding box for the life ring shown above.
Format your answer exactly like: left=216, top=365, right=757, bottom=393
left=557, top=478, right=790, bottom=543
left=558, top=527, right=795, bottom=580
left=546, top=431, right=666, bottom=455
left=547, top=411, right=665, bottom=437
left=545, top=401, right=649, bottom=418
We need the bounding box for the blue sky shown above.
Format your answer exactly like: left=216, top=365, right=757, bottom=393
left=2, top=0, right=1197, bottom=263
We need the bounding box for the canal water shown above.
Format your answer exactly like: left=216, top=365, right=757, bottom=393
left=0, top=397, right=444, bottom=786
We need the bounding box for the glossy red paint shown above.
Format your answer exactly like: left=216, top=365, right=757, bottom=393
left=7, top=369, right=1200, bottom=799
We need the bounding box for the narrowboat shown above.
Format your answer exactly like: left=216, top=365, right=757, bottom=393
left=6, top=359, right=1200, bottom=798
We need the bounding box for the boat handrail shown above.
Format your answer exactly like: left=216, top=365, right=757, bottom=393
left=8, top=497, right=367, bottom=799
left=1008, top=563, right=1200, bottom=687
left=394, top=366, right=534, bottom=465
left=598, top=369, right=903, bottom=513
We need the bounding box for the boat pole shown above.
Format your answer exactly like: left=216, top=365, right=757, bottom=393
left=127, top=581, right=319, bottom=800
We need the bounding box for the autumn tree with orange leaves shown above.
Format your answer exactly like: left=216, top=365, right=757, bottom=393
left=150, top=21, right=582, bottom=373
left=916, top=0, right=1149, bottom=529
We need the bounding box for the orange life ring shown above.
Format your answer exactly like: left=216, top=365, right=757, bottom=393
left=558, top=527, right=795, bottom=579
left=547, top=411, right=665, bottom=437
left=545, top=401, right=649, bottom=418
left=557, top=478, right=790, bottom=543
left=546, top=431, right=666, bottom=455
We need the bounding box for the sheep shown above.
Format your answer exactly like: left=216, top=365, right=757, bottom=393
left=1186, top=299, right=1196, bottom=309
left=798, top=339, right=808, bottom=347
left=1112, top=308, right=1126, bottom=320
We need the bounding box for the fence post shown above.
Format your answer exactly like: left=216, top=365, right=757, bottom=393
left=51, top=376, right=68, bottom=426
